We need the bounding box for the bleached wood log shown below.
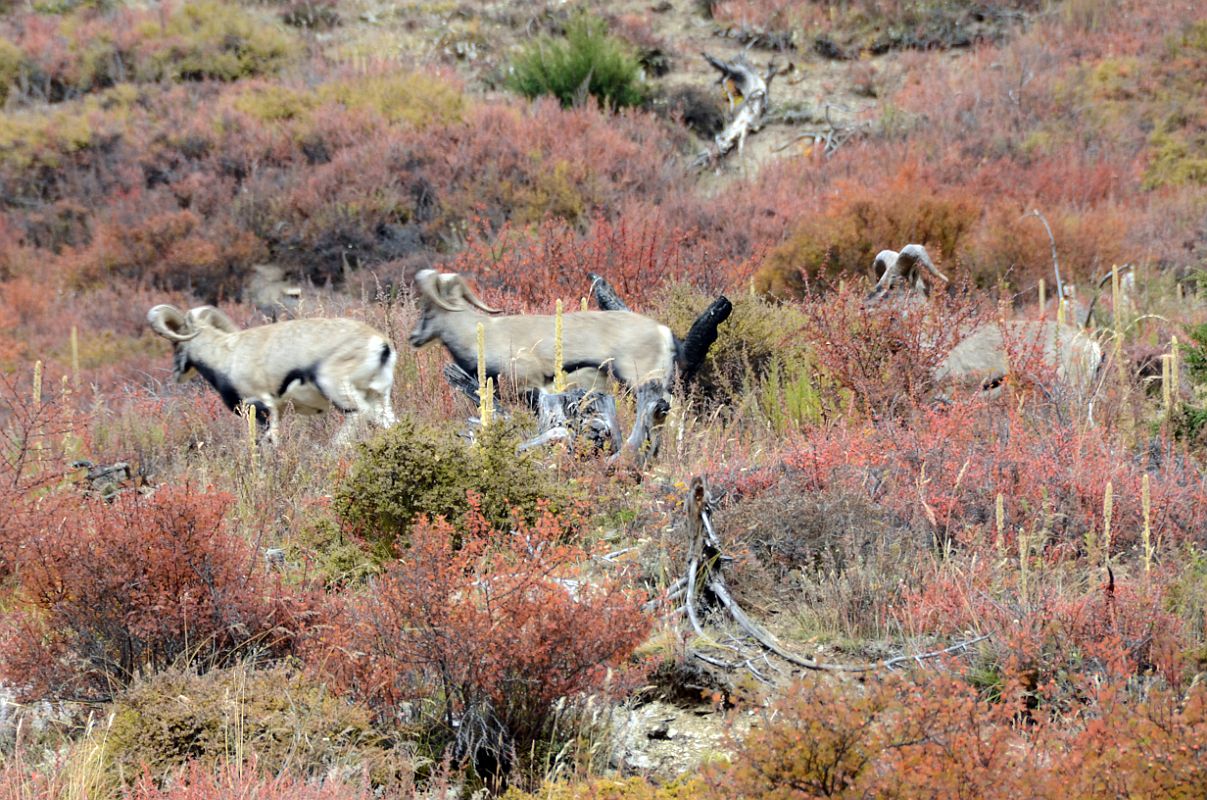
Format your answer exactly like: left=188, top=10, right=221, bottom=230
left=694, top=54, right=786, bottom=167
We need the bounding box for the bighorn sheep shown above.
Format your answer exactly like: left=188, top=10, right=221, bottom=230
left=867, top=244, right=1103, bottom=397
left=245, top=264, right=302, bottom=322
left=147, top=304, right=397, bottom=444
left=409, top=270, right=677, bottom=397
left=587, top=271, right=733, bottom=385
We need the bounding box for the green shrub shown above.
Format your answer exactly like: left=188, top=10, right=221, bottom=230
left=132, top=0, right=298, bottom=83
left=101, top=663, right=398, bottom=786
left=317, top=71, right=465, bottom=127
left=508, top=14, right=647, bottom=109
left=1172, top=322, right=1207, bottom=445
left=333, top=418, right=575, bottom=554
left=0, top=38, right=21, bottom=105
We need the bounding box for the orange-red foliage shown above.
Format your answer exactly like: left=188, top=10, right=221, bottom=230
left=123, top=760, right=379, bottom=800
left=0, top=484, right=313, bottom=702
left=447, top=210, right=751, bottom=311
left=305, top=501, right=651, bottom=758
left=714, top=669, right=1207, bottom=799
left=799, top=282, right=987, bottom=416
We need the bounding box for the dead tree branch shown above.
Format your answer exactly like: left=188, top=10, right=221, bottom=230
left=677, top=476, right=989, bottom=677
left=694, top=54, right=786, bottom=168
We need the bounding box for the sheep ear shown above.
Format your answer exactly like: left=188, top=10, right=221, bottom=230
left=147, top=305, right=197, bottom=342
left=191, top=306, right=240, bottom=334
left=455, top=276, right=500, bottom=314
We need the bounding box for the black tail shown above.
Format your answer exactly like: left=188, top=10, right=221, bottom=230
left=679, top=296, right=732, bottom=382
left=587, top=272, right=630, bottom=312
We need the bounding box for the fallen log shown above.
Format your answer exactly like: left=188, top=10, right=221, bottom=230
left=694, top=53, right=787, bottom=168
left=678, top=476, right=989, bottom=676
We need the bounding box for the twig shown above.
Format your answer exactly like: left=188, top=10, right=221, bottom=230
left=1023, top=209, right=1063, bottom=303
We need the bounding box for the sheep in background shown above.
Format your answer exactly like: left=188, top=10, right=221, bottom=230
left=866, top=244, right=1103, bottom=398
left=244, top=264, right=302, bottom=322
left=147, top=304, right=397, bottom=444
left=409, top=270, right=677, bottom=399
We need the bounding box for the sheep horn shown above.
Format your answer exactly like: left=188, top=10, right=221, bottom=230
left=416, top=270, right=462, bottom=312
left=455, top=275, right=500, bottom=314
left=899, top=244, right=949, bottom=284
left=147, top=305, right=198, bottom=342
left=192, top=306, right=240, bottom=334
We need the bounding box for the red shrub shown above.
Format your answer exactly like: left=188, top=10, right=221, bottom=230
left=799, top=282, right=987, bottom=416
left=447, top=210, right=751, bottom=311
left=304, top=502, right=651, bottom=768
left=713, top=669, right=1207, bottom=799
left=125, top=760, right=377, bottom=800
left=0, top=484, right=313, bottom=702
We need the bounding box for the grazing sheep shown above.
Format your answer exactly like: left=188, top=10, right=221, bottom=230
left=866, top=244, right=1103, bottom=397
left=409, top=270, right=677, bottom=397
left=244, top=264, right=302, bottom=322
left=147, top=304, right=397, bottom=444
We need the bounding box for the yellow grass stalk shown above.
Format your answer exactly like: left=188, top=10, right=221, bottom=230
left=1170, top=335, right=1180, bottom=412
left=1056, top=294, right=1066, bottom=326
left=70, top=325, right=80, bottom=388
left=581, top=296, right=588, bottom=311
left=554, top=299, right=566, bottom=393
left=1102, top=481, right=1113, bottom=569
left=1038, top=278, right=1046, bottom=317
left=32, top=359, right=42, bottom=405
left=483, top=377, right=495, bottom=428
left=995, top=492, right=1005, bottom=556
left=477, top=322, right=493, bottom=428
left=245, top=405, right=258, bottom=467
left=1162, top=353, right=1173, bottom=418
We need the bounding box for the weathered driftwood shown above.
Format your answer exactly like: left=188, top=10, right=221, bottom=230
left=615, top=381, right=671, bottom=464
left=447, top=357, right=667, bottom=461
left=444, top=362, right=483, bottom=406
left=588, top=272, right=630, bottom=312
left=680, top=296, right=733, bottom=383
left=772, top=104, right=870, bottom=159
left=678, top=476, right=989, bottom=676
left=517, top=388, right=621, bottom=456
left=694, top=53, right=786, bottom=168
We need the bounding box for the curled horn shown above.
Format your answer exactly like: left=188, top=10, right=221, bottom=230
left=454, top=275, right=500, bottom=314
left=416, top=270, right=462, bottom=311
left=191, top=306, right=240, bottom=334
left=147, top=305, right=197, bottom=342
left=898, top=244, right=949, bottom=285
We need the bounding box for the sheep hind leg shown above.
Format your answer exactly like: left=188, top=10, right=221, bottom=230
left=367, top=390, right=397, bottom=429
left=322, top=379, right=372, bottom=446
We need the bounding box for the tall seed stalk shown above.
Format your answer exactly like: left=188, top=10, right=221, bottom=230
left=554, top=299, right=566, bottom=393
left=477, top=323, right=493, bottom=428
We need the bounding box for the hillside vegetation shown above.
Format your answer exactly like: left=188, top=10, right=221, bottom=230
left=3, top=0, right=1207, bottom=797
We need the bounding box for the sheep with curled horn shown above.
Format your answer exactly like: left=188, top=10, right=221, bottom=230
left=865, top=243, right=1103, bottom=398
left=409, top=270, right=677, bottom=401
left=866, top=243, right=951, bottom=304
left=147, top=304, right=397, bottom=445
left=244, top=264, right=302, bottom=322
